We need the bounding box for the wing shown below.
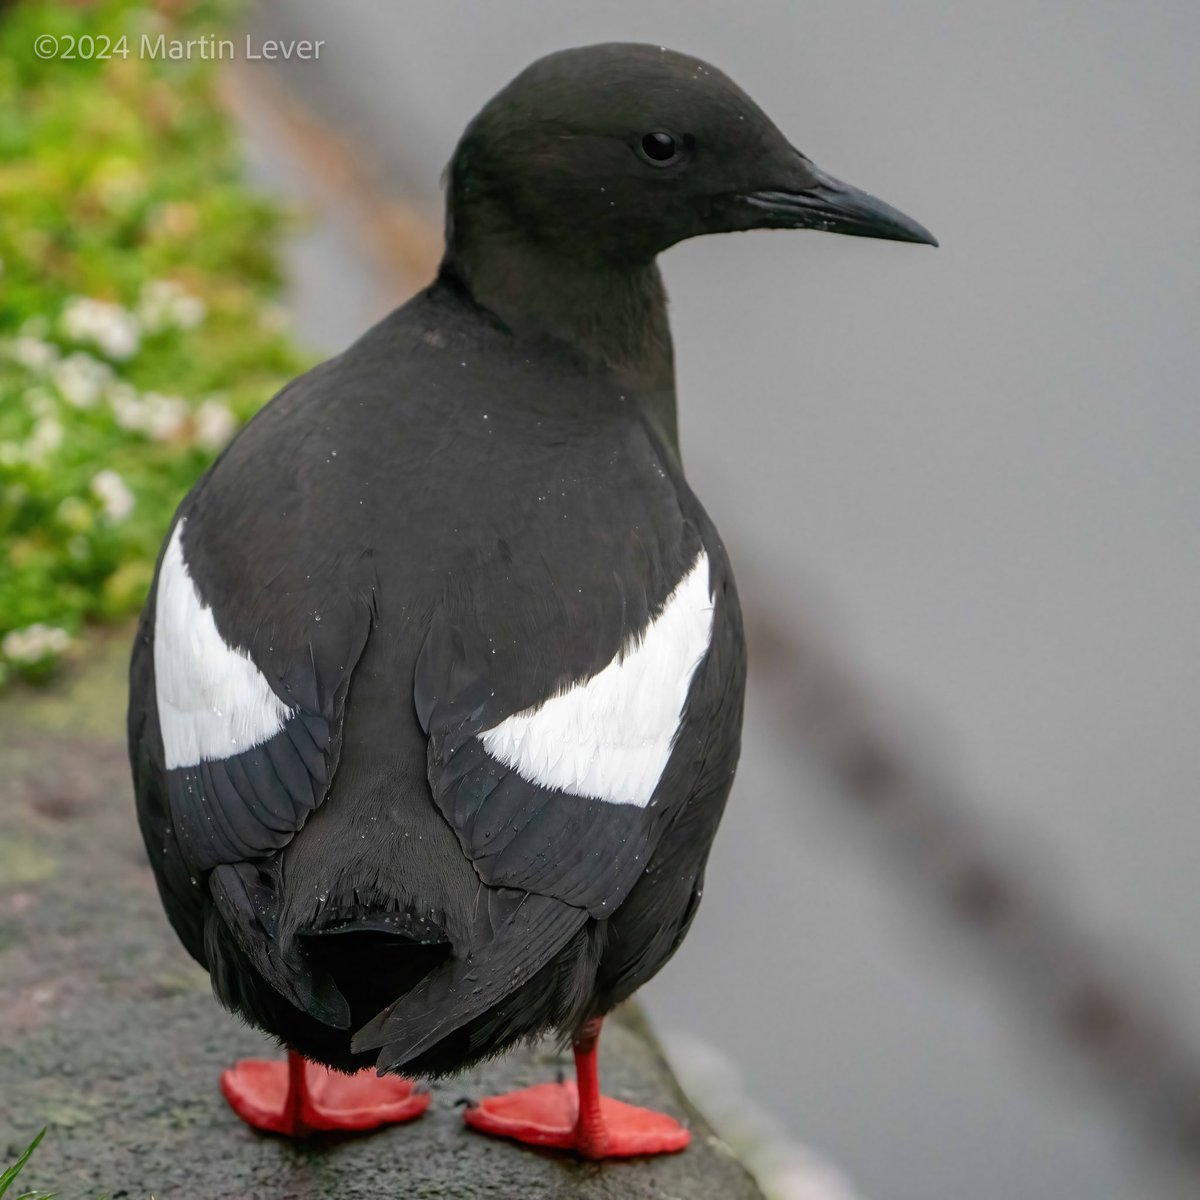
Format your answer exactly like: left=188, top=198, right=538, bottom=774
left=353, top=527, right=740, bottom=1071
left=151, top=515, right=376, bottom=875
left=413, top=528, right=730, bottom=918
left=138, top=509, right=378, bottom=1027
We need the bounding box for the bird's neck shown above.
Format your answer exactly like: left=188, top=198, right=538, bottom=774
left=444, top=228, right=679, bottom=450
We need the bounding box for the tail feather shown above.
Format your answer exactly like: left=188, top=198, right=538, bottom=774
left=209, top=861, right=350, bottom=1029
left=351, top=891, right=587, bottom=1072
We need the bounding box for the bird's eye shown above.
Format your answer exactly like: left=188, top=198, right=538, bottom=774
left=639, top=131, right=682, bottom=166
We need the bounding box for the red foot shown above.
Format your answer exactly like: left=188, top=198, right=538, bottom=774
left=221, top=1052, right=429, bottom=1136
left=464, top=1080, right=690, bottom=1159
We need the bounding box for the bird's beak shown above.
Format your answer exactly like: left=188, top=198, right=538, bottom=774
left=741, top=158, right=938, bottom=247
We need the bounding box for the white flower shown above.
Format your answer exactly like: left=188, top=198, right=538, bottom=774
left=2, top=623, right=72, bottom=664
left=6, top=335, right=59, bottom=373
left=53, top=352, right=114, bottom=409
left=24, top=387, right=55, bottom=418
left=139, top=280, right=206, bottom=333
left=104, top=383, right=189, bottom=441
left=194, top=399, right=236, bottom=450
left=104, top=382, right=142, bottom=431
left=142, top=391, right=188, bottom=441
left=20, top=316, right=50, bottom=339
left=61, top=296, right=141, bottom=361
left=174, top=295, right=206, bottom=328
left=26, top=416, right=63, bottom=462
left=91, top=469, right=135, bottom=521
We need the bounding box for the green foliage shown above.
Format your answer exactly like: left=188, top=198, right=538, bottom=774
left=0, top=1127, right=53, bottom=1199
left=0, top=0, right=310, bottom=685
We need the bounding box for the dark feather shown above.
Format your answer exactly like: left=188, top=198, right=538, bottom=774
left=130, top=275, right=747, bottom=1075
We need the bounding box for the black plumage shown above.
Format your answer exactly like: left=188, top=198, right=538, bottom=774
left=129, top=42, right=933, bottom=1100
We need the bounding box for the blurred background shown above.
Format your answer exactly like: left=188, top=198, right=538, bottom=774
left=2, top=2, right=1198, bottom=1197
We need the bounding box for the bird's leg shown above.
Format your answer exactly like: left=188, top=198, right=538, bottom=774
left=463, top=1016, right=690, bottom=1158
left=570, top=1018, right=609, bottom=1156
left=284, top=1047, right=306, bottom=1133
left=220, top=1049, right=429, bottom=1136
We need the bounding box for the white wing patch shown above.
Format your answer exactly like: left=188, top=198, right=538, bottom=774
left=480, top=551, right=715, bottom=808
left=154, top=519, right=293, bottom=770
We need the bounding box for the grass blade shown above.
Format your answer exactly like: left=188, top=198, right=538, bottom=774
left=0, top=1128, right=50, bottom=1199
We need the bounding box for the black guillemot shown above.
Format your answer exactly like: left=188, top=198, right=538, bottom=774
left=129, top=42, right=935, bottom=1158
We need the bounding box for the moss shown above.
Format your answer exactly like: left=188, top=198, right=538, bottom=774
left=0, top=841, right=56, bottom=887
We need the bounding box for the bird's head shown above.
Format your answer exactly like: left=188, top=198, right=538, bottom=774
left=446, top=42, right=937, bottom=269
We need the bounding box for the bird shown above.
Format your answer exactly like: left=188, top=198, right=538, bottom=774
left=128, top=41, right=935, bottom=1158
